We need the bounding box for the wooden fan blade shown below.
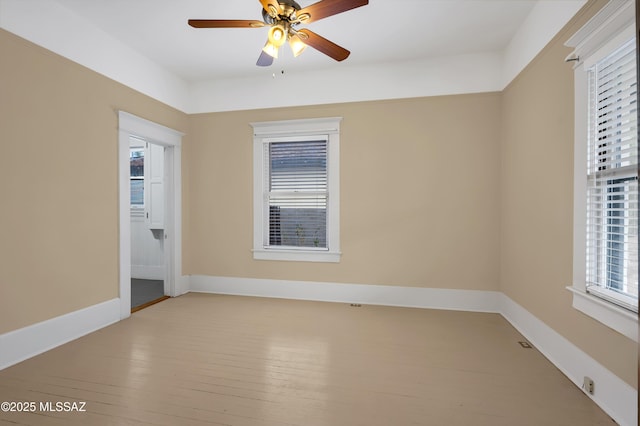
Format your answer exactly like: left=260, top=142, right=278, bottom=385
left=257, top=50, right=274, bottom=67
left=188, top=19, right=265, bottom=28
left=259, top=0, right=282, bottom=18
left=297, top=0, right=368, bottom=24
left=298, top=29, right=350, bottom=61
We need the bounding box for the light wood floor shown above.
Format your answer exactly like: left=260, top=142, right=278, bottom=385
left=0, top=293, right=615, bottom=425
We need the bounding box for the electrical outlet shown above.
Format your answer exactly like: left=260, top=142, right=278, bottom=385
left=583, top=376, right=594, bottom=395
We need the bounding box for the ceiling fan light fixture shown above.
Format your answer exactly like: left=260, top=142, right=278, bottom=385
left=188, top=0, right=370, bottom=66
left=262, top=41, right=279, bottom=59
left=289, top=33, right=307, bottom=57
left=267, top=25, right=287, bottom=48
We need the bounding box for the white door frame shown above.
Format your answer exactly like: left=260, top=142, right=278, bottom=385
left=118, top=111, right=184, bottom=319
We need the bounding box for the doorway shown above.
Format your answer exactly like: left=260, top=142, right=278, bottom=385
left=118, top=111, right=184, bottom=319
left=129, top=138, right=170, bottom=312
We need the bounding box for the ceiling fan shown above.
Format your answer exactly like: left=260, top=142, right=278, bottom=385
left=188, top=0, right=369, bottom=67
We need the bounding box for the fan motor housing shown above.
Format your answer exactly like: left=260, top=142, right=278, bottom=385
left=262, top=0, right=302, bottom=24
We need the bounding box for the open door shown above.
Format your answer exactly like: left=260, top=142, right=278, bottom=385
left=129, top=139, right=169, bottom=312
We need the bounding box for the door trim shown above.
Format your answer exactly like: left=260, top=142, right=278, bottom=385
left=118, top=111, right=184, bottom=320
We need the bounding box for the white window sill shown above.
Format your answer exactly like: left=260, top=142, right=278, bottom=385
left=253, top=249, right=341, bottom=263
left=567, top=286, right=637, bottom=342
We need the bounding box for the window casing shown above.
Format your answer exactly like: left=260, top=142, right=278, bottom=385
left=566, top=0, right=638, bottom=341
left=251, top=118, right=341, bottom=262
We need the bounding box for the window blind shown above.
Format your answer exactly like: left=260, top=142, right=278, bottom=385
left=265, top=140, right=328, bottom=249
left=586, top=37, right=638, bottom=311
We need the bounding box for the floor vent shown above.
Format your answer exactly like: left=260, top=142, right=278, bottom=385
left=518, top=341, right=532, bottom=349
left=350, top=303, right=362, bottom=307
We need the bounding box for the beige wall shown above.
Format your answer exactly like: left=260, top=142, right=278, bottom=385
left=186, top=94, right=502, bottom=290
left=500, top=0, right=636, bottom=388
left=0, top=30, right=188, bottom=333
left=0, top=0, right=635, bottom=391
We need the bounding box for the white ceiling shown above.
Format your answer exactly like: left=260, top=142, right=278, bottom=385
left=51, top=0, right=540, bottom=81
left=0, top=0, right=587, bottom=112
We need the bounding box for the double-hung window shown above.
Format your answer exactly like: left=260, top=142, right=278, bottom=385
left=251, top=118, right=341, bottom=262
left=566, top=0, right=638, bottom=341
left=586, top=37, right=638, bottom=310
left=130, top=138, right=145, bottom=216
left=130, top=148, right=145, bottom=206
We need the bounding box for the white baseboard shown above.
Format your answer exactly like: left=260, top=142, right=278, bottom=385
left=1, top=277, right=634, bottom=426
left=131, top=265, right=164, bottom=280
left=189, top=275, right=636, bottom=426
left=189, top=275, right=501, bottom=313
left=0, top=298, right=120, bottom=371
left=499, top=294, right=636, bottom=426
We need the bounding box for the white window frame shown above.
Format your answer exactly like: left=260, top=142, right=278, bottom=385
left=251, top=117, right=341, bottom=262
left=565, top=0, right=638, bottom=342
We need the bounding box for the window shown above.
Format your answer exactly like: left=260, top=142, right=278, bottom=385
left=586, top=36, right=638, bottom=311
left=251, top=118, right=341, bottom=262
left=130, top=147, right=144, bottom=207
left=129, top=137, right=164, bottom=228
left=268, top=138, right=328, bottom=249
left=566, top=0, right=637, bottom=341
